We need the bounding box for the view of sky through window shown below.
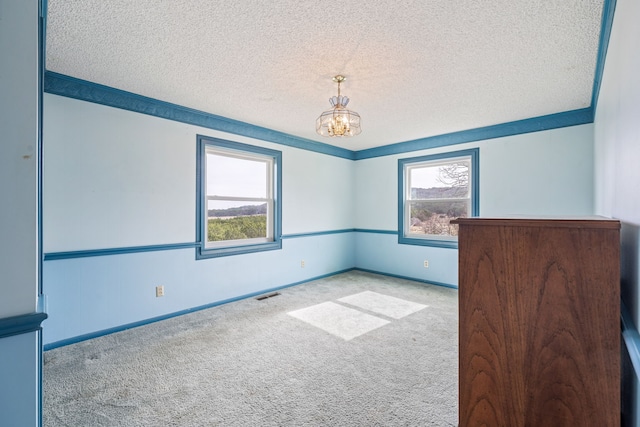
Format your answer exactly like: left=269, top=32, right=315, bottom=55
left=206, top=153, right=267, bottom=198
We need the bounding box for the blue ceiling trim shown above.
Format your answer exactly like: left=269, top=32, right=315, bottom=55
left=355, top=108, right=593, bottom=160
left=45, top=71, right=596, bottom=162
left=43, top=71, right=356, bottom=160
left=591, top=0, right=617, bottom=112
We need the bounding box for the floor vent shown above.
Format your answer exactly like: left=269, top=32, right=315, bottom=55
left=256, top=292, right=281, bottom=301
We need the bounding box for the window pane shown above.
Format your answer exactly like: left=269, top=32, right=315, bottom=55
left=207, top=153, right=268, bottom=198
left=409, top=200, right=469, bottom=236
left=410, top=161, right=470, bottom=199
left=399, top=149, right=477, bottom=247
left=207, top=200, right=267, bottom=242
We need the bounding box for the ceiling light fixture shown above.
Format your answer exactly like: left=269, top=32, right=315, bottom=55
left=316, top=75, right=361, bottom=137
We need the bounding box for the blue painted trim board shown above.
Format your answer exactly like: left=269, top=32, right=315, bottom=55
left=43, top=268, right=355, bottom=351
left=44, top=70, right=595, bottom=160
left=354, top=268, right=458, bottom=290
left=282, top=229, right=355, bottom=239
left=43, top=72, right=355, bottom=160
left=353, top=229, right=398, bottom=235
left=37, top=327, right=44, bottom=427
left=39, top=3, right=48, bottom=426
left=0, top=312, right=48, bottom=340
left=356, top=109, right=593, bottom=160
left=38, top=0, right=46, bottom=297
left=622, top=302, right=640, bottom=381
left=591, top=0, right=618, bottom=111
left=44, top=242, right=198, bottom=261
left=42, top=229, right=405, bottom=260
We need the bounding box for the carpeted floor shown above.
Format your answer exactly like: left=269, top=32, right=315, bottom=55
left=43, top=271, right=458, bottom=426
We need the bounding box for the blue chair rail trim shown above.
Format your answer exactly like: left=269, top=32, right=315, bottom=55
left=282, top=229, right=399, bottom=239
left=0, top=312, right=48, bottom=339
left=43, top=268, right=355, bottom=350
left=355, top=108, right=593, bottom=160
left=43, top=231, right=400, bottom=260
left=44, top=242, right=198, bottom=261
left=353, top=229, right=398, bottom=235
left=282, top=229, right=355, bottom=239
left=44, top=71, right=355, bottom=160
left=42, top=230, right=404, bottom=261
left=622, top=302, right=640, bottom=381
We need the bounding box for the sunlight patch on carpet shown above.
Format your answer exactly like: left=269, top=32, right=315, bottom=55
left=287, top=301, right=390, bottom=341
left=338, top=291, right=427, bottom=319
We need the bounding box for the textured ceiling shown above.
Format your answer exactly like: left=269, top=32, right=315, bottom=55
left=46, top=0, right=604, bottom=151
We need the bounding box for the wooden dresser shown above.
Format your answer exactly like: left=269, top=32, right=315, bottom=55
left=452, top=217, right=620, bottom=426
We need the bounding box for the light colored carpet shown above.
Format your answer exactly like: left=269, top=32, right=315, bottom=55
left=337, top=290, right=428, bottom=320
left=43, top=270, right=458, bottom=426
left=287, top=301, right=391, bottom=341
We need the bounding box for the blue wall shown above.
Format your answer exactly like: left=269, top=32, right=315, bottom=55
left=0, top=1, right=45, bottom=426
left=0, top=332, right=41, bottom=426
left=594, top=0, right=640, bottom=424
left=43, top=90, right=595, bottom=347
left=353, top=124, right=595, bottom=287
left=42, top=94, right=356, bottom=347
left=44, top=235, right=355, bottom=345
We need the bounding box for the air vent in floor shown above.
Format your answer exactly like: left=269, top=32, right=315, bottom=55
left=256, top=292, right=280, bottom=301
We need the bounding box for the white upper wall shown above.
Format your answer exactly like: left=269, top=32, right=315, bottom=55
left=43, top=94, right=354, bottom=253
left=594, top=0, right=640, bottom=223
left=44, top=95, right=196, bottom=252
left=0, top=0, right=40, bottom=316
left=594, top=0, right=640, bottom=333
left=480, top=124, right=593, bottom=216
left=282, top=148, right=353, bottom=235
left=593, top=2, right=640, bottom=421
left=355, top=124, right=594, bottom=230
left=45, top=91, right=595, bottom=254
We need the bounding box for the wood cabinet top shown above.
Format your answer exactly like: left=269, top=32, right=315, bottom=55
left=451, top=216, right=620, bottom=229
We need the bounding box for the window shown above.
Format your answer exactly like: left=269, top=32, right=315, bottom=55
left=196, top=136, right=281, bottom=258
left=398, top=148, right=478, bottom=248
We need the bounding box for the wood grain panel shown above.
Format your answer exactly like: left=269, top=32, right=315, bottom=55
left=455, top=218, right=620, bottom=427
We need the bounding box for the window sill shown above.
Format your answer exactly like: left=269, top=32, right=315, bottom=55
left=398, top=235, right=458, bottom=249
left=196, top=240, right=282, bottom=259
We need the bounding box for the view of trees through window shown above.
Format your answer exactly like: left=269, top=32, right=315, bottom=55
left=198, top=137, right=281, bottom=258
left=408, top=161, right=470, bottom=237
left=205, top=148, right=273, bottom=246
left=207, top=203, right=267, bottom=242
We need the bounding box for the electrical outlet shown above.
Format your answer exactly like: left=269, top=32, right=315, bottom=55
left=423, top=260, right=429, bottom=268
left=156, top=285, right=164, bottom=297
left=301, top=260, right=305, bottom=268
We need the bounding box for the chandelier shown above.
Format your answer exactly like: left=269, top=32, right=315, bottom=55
left=316, top=75, right=361, bottom=137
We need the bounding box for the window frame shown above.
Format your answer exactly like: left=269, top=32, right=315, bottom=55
left=196, top=135, right=282, bottom=259
left=397, top=148, right=479, bottom=249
